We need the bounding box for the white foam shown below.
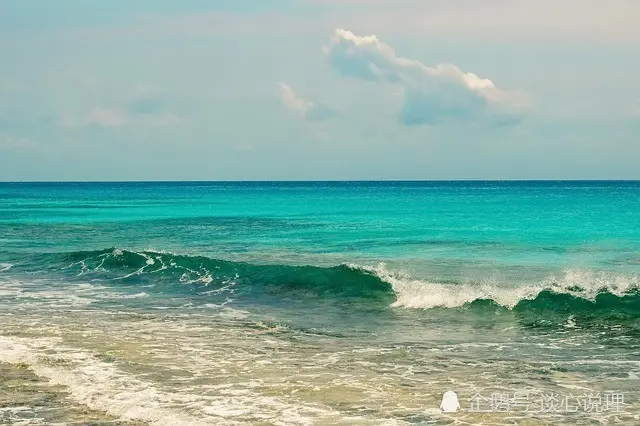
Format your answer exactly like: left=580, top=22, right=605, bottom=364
left=0, top=262, right=13, bottom=272
left=357, top=263, right=639, bottom=310
left=0, top=279, right=99, bottom=308
left=0, top=336, right=213, bottom=426
left=0, top=334, right=345, bottom=425
left=109, top=291, right=149, bottom=300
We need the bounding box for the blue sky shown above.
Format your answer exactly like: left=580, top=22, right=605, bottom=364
left=1, top=0, right=639, bottom=180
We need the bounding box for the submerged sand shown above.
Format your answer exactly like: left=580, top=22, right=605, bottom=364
left=0, top=362, right=145, bottom=425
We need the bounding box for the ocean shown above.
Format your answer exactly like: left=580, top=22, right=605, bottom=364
left=0, top=181, right=638, bottom=425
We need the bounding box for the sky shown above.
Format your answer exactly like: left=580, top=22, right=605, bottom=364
left=0, top=0, right=639, bottom=181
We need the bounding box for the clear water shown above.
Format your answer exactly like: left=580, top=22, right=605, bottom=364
left=0, top=181, right=639, bottom=425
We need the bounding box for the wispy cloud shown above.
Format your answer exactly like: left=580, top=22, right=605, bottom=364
left=88, top=108, right=128, bottom=127
left=278, top=82, right=337, bottom=122
left=60, top=107, right=184, bottom=129
left=323, top=29, right=530, bottom=125
left=59, top=84, right=185, bottom=130
left=0, top=134, right=36, bottom=151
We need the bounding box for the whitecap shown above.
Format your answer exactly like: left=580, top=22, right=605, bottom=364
left=354, top=263, right=639, bottom=310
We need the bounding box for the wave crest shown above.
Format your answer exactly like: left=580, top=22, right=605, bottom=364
left=10, top=248, right=640, bottom=318
left=365, top=263, right=640, bottom=321
left=366, top=263, right=639, bottom=310
left=55, top=248, right=395, bottom=302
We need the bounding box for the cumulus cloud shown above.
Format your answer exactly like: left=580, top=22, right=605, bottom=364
left=278, top=82, right=337, bottom=122
left=323, top=29, right=530, bottom=125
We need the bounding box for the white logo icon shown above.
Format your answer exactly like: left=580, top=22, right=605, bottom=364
left=440, top=391, right=460, bottom=413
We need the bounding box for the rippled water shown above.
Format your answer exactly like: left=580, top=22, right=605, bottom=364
left=1, top=181, right=639, bottom=425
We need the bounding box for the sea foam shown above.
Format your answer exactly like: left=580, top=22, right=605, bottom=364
left=0, top=336, right=216, bottom=425
left=361, top=263, right=639, bottom=310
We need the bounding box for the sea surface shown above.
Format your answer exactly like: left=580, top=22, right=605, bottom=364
left=0, top=181, right=639, bottom=425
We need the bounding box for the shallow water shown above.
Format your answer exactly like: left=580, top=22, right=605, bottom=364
left=0, top=181, right=639, bottom=424
left=0, top=361, right=142, bottom=425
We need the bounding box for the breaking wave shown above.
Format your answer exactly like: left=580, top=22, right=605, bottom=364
left=6, top=248, right=640, bottom=318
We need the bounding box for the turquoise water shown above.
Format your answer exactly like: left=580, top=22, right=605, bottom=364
left=1, top=181, right=639, bottom=425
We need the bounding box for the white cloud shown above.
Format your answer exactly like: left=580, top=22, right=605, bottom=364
left=55, top=83, right=185, bottom=131
left=0, top=134, right=36, bottom=151
left=88, top=108, right=128, bottom=127
left=60, top=107, right=184, bottom=129
left=59, top=108, right=127, bottom=128
left=323, top=29, right=530, bottom=125
left=278, top=82, right=337, bottom=122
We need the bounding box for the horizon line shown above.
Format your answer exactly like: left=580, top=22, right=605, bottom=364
left=1, top=179, right=639, bottom=184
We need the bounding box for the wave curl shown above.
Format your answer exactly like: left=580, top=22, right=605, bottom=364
left=9, top=248, right=640, bottom=319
